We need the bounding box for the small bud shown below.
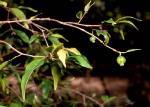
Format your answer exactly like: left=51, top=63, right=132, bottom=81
left=89, top=37, right=96, bottom=43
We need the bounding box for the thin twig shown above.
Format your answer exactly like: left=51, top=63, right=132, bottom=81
left=41, top=30, right=49, bottom=47
left=9, top=54, right=22, bottom=62
left=16, top=22, right=37, bottom=34
left=0, top=29, right=12, bottom=37
left=66, top=22, right=102, bottom=28
left=0, top=40, right=45, bottom=58
left=78, top=12, right=86, bottom=24
left=7, top=10, right=14, bottom=31
left=61, top=87, right=104, bottom=107
left=31, top=22, right=49, bottom=47
left=78, top=2, right=95, bottom=23
left=31, top=22, right=49, bottom=31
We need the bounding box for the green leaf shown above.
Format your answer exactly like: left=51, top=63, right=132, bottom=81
left=126, top=49, right=141, bottom=53
left=119, top=29, right=125, bottom=40
left=18, top=6, right=38, bottom=12
left=0, top=61, right=9, bottom=70
left=29, top=35, right=39, bottom=44
left=50, top=34, right=68, bottom=41
left=0, top=55, right=21, bottom=70
left=10, top=102, right=22, bottom=107
left=103, top=34, right=110, bottom=45
left=76, top=11, right=83, bottom=19
left=117, top=20, right=139, bottom=30
left=101, top=95, right=116, bottom=103
left=10, top=8, right=26, bottom=20
left=0, top=1, right=7, bottom=7
left=84, top=0, right=91, bottom=13
left=96, top=30, right=110, bottom=44
left=48, top=33, right=68, bottom=45
left=70, top=55, right=92, bottom=69
left=40, top=79, right=53, bottom=99
left=57, top=48, right=68, bottom=68
left=66, top=48, right=81, bottom=55
left=1, top=78, right=9, bottom=92
left=102, top=18, right=116, bottom=26
left=21, top=58, right=45, bottom=101
left=51, top=64, right=61, bottom=90
left=10, top=8, right=29, bottom=28
left=14, top=29, right=30, bottom=44
left=0, top=106, right=7, bottom=107
left=89, top=36, right=96, bottom=43
left=96, top=30, right=110, bottom=37
left=95, top=29, right=102, bottom=36
left=116, top=16, right=142, bottom=22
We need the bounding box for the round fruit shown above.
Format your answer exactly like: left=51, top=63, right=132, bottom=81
left=116, top=55, right=126, bottom=66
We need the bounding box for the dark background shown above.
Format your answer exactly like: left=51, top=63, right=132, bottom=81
left=23, top=1, right=150, bottom=106
left=23, top=0, right=150, bottom=75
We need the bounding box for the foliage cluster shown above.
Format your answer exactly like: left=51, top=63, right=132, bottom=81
left=0, top=0, right=141, bottom=106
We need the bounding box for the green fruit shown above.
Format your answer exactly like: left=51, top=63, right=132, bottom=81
left=116, top=55, right=126, bottom=66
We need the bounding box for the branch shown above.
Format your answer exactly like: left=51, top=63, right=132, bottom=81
left=78, top=1, right=95, bottom=23
left=31, top=22, right=49, bottom=47
left=0, top=40, right=45, bottom=58
left=66, top=22, right=102, bottom=28
left=60, top=87, right=104, bottom=107
left=71, top=89, right=104, bottom=107
left=0, top=18, right=129, bottom=54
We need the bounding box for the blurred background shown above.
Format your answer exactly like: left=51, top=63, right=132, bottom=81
left=23, top=0, right=150, bottom=74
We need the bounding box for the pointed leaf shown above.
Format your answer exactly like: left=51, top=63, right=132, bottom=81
left=66, top=48, right=81, bottom=55
left=84, top=0, right=91, bottom=13
left=14, top=29, right=30, bottom=43
left=48, top=33, right=68, bottom=45
left=119, top=29, right=125, bottom=40
left=102, top=18, right=116, bottom=26
left=40, top=79, right=53, bottom=99
left=48, top=37, right=60, bottom=45
left=10, top=8, right=26, bottom=20
left=116, top=16, right=142, bottom=22
left=117, top=20, right=139, bottom=30
left=21, top=58, right=45, bottom=101
left=57, top=49, right=67, bottom=68
left=96, top=30, right=110, bottom=44
left=50, top=34, right=68, bottom=41
left=104, top=34, right=110, bottom=45
left=126, top=49, right=141, bottom=53
left=71, top=55, right=92, bottom=69
left=1, top=78, right=9, bottom=92
left=96, top=30, right=111, bottom=37
left=18, top=6, right=38, bottom=12
left=96, top=29, right=103, bottom=36
left=76, top=11, right=83, bottom=19
left=10, top=8, right=29, bottom=28
left=29, top=35, right=39, bottom=44
left=51, top=64, right=61, bottom=90
left=0, top=61, right=9, bottom=70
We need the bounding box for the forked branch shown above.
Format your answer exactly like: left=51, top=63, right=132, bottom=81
left=0, top=17, right=132, bottom=54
